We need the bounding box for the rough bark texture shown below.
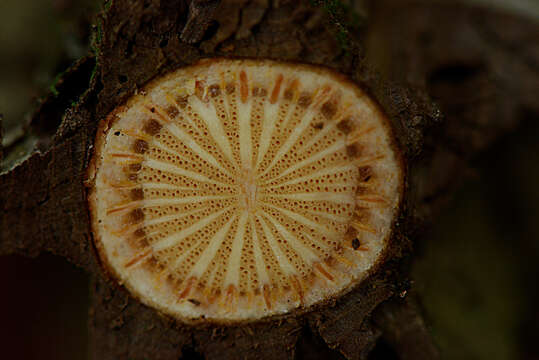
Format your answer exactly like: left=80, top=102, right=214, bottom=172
left=373, top=295, right=439, bottom=360
left=365, top=1, right=538, bottom=357
left=366, top=0, right=539, bottom=221
left=0, top=114, right=3, bottom=163
left=0, top=0, right=537, bottom=359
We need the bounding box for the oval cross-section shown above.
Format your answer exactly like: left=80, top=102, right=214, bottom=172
left=88, top=58, right=404, bottom=323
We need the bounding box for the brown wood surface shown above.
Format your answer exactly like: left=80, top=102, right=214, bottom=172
left=0, top=0, right=537, bottom=359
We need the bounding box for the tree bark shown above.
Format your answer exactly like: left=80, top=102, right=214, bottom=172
left=366, top=0, right=539, bottom=220
left=0, top=0, right=537, bottom=359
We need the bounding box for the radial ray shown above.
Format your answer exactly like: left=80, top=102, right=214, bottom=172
left=264, top=164, right=356, bottom=188
left=188, top=96, right=236, bottom=165
left=259, top=110, right=316, bottom=177
left=112, top=205, right=212, bottom=237
left=124, top=249, right=152, bottom=268
left=237, top=80, right=253, bottom=169
left=255, top=78, right=284, bottom=169
left=304, top=208, right=351, bottom=223
left=302, top=230, right=332, bottom=253
left=267, top=192, right=354, bottom=205
left=249, top=217, right=271, bottom=285
left=261, top=202, right=339, bottom=237
left=142, top=183, right=209, bottom=191
left=144, top=158, right=231, bottom=187
left=107, top=152, right=144, bottom=160
left=163, top=96, right=205, bottom=137
left=152, top=206, right=233, bottom=251
left=256, top=213, right=297, bottom=276
left=158, top=119, right=235, bottom=178
left=354, top=154, right=386, bottom=167
left=295, top=118, right=339, bottom=154
left=142, top=206, right=211, bottom=226
left=262, top=211, right=320, bottom=264
left=150, top=138, right=234, bottom=180
left=223, top=213, right=249, bottom=286
left=269, top=141, right=345, bottom=182
left=178, top=215, right=237, bottom=277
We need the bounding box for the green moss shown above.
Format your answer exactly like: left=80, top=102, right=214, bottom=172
left=49, top=71, right=65, bottom=97
left=103, top=0, right=112, bottom=12
left=309, top=0, right=363, bottom=53
left=91, top=21, right=103, bottom=52
left=90, top=2, right=108, bottom=55
left=89, top=60, right=98, bottom=85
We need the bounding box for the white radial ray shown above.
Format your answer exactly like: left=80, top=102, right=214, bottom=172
left=264, top=164, right=356, bottom=188
left=356, top=194, right=389, bottom=207
left=259, top=110, right=316, bottom=177
left=295, top=119, right=339, bottom=155
left=142, top=195, right=234, bottom=207
left=188, top=96, right=236, bottom=165
left=305, top=208, right=351, bottom=223
left=144, top=195, right=236, bottom=207
left=256, top=213, right=297, bottom=276
left=254, top=100, right=284, bottom=169
left=204, top=265, right=220, bottom=293
left=106, top=152, right=143, bottom=161
left=152, top=206, right=233, bottom=251
left=302, top=230, right=332, bottom=252
left=261, top=202, right=340, bottom=237
left=249, top=217, right=270, bottom=285
left=238, top=101, right=253, bottom=169
left=223, top=212, right=249, bottom=286
left=144, top=158, right=231, bottom=187
left=162, top=97, right=205, bottom=137
left=107, top=182, right=181, bottom=190
left=354, top=154, right=386, bottom=167
left=268, top=141, right=346, bottom=182
left=141, top=183, right=212, bottom=191
left=158, top=119, right=235, bottom=178
left=105, top=195, right=233, bottom=215
left=262, top=211, right=319, bottom=264
left=150, top=138, right=232, bottom=178
left=143, top=206, right=211, bottom=226
left=152, top=138, right=220, bottom=170
left=183, top=214, right=237, bottom=278
left=268, top=192, right=354, bottom=205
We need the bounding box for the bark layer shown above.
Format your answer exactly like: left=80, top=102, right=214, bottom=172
left=367, top=0, right=539, bottom=221
left=0, top=0, right=537, bottom=359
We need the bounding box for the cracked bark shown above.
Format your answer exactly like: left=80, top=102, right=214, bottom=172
left=0, top=0, right=537, bottom=359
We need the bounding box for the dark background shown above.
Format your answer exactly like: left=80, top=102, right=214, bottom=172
left=0, top=1, right=537, bottom=359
